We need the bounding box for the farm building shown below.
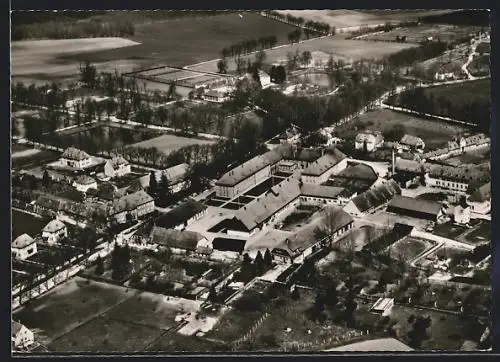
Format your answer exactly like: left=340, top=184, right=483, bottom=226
left=299, top=184, right=346, bottom=205
left=355, top=130, right=384, bottom=152
left=387, top=195, right=443, bottom=221
left=42, top=219, right=67, bottom=244
left=104, top=156, right=131, bottom=178
left=203, top=88, right=232, bottom=103
left=109, top=190, right=155, bottom=224
left=467, top=182, right=491, bottom=214
left=400, top=134, right=425, bottom=152
left=212, top=237, right=246, bottom=254
left=301, top=148, right=347, bottom=184
left=149, top=226, right=210, bottom=254
left=343, top=180, right=401, bottom=217
left=370, top=297, right=395, bottom=316
left=60, top=147, right=92, bottom=169
left=155, top=199, right=207, bottom=230
left=425, top=164, right=490, bottom=194
left=12, top=234, right=37, bottom=260
left=12, top=321, right=34, bottom=349
left=272, top=207, right=353, bottom=264
left=447, top=134, right=490, bottom=152
left=72, top=175, right=97, bottom=193
left=164, top=163, right=189, bottom=193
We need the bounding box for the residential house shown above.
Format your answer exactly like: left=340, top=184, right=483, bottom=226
left=154, top=199, right=207, bottom=230
left=355, top=131, right=384, bottom=152
left=42, top=219, right=67, bottom=245
left=467, top=182, right=491, bottom=214
left=387, top=195, right=444, bottom=222
left=425, top=164, right=490, bottom=194
left=301, top=148, right=347, bottom=184
left=12, top=321, right=34, bottom=349
left=104, top=156, right=131, bottom=178
left=299, top=184, right=346, bottom=205
left=447, top=134, right=490, bottom=153
left=33, top=195, right=64, bottom=217
left=73, top=175, right=97, bottom=193
left=400, top=134, right=425, bottom=152
left=454, top=200, right=471, bottom=225
left=343, top=180, right=401, bottom=217
left=110, top=190, right=155, bottom=224
left=12, top=234, right=37, bottom=260
left=164, top=163, right=189, bottom=193
left=203, top=88, right=231, bottom=103
left=149, top=226, right=210, bottom=254
left=370, top=298, right=394, bottom=316
left=60, top=147, right=92, bottom=169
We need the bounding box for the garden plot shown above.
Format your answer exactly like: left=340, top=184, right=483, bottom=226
left=131, top=134, right=214, bottom=155
left=387, top=237, right=434, bottom=262
left=462, top=221, right=490, bottom=244
left=11, top=209, right=48, bottom=239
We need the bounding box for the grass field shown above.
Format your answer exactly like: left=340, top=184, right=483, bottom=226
left=388, top=237, right=433, bottom=261
left=187, top=36, right=418, bottom=73
left=204, top=308, right=264, bottom=343
left=443, top=148, right=490, bottom=167
left=131, top=133, right=215, bottom=155
left=11, top=148, right=61, bottom=170
left=334, top=109, right=468, bottom=150
left=423, top=78, right=491, bottom=105
left=147, top=331, right=222, bottom=352
left=463, top=221, right=491, bottom=244
left=433, top=222, right=468, bottom=239
left=11, top=209, right=48, bottom=239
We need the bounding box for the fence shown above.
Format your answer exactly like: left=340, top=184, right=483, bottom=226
left=232, top=312, right=270, bottom=349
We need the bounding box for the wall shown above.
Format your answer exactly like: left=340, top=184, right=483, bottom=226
left=343, top=200, right=362, bottom=217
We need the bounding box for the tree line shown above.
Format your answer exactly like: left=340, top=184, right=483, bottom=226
left=387, top=40, right=448, bottom=67
left=220, top=35, right=278, bottom=60
left=264, top=11, right=334, bottom=35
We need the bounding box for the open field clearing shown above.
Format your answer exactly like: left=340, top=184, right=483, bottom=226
left=131, top=134, right=215, bottom=155
left=275, top=10, right=457, bottom=29
left=462, top=221, right=491, bottom=244
left=11, top=148, right=61, bottom=170
left=423, top=78, right=491, bottom=105
left=334, top=109, right=468, bottom=150
left=362, top=24, right=479, bottom=44
left=13, top=277, right=134, bottom=345
left=11, top=209, right=48, bottom=239
left=433, top=222, right=469, bottom=240
left=147, top=331, right=222, bottom=352
left=51, top=13, right=297, bottom=73
left=11, top=38, right=141, bottom=85
left=443, top=148, right=490, bottom=167
left=187, top=37, right=418, bottom=73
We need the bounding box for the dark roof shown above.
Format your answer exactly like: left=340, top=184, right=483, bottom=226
left=388, top=195, right=442, bottom=216
left=150, top=227, right=204, bottom=251
left=12, top=321, right=23, bottom=336
left=302, top=148, right=347, bottom=176
left=428, top=164, right=490, bottom=186
left=62, top=200, right=108, bottom=219
left=400, top=134, right=424, bottom=147
left=300, top=184, right=345, bottom=199
left=351, top=180, right=401, bottom=213
left=35, top=195, right=63, bottom=211
left=469, top=182, right=491, bottom=202
left=212, top=238, right=246, bottom=253
left=282, top=146, right=322, bottom=163
left=155, top=199, right=207, bottom=228
left=110, top=190, right=154, bottom=215
left=337, top=164, right=378, bottom=182
left=61, top=147, right=90, bottom=161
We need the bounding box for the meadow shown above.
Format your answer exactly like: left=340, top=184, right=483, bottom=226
left=131, top=133, right=215, bottom=155
left=11, top=209, right=48, bottom=239
left=423, top=78, right=491, bottom=105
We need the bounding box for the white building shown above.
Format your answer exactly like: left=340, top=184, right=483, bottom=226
left=400, top=134, right=425, bottom=152
left=301, top=149, right=347, bottom=184
left=467, top=182, right=491, bottom=214
left=12, top=234, right=37, bottom=260
left=73, top=175, right=97, bottom=193
left=454, top=204, right=471, bottom=225
left=203, top=88, right=231, bottom=103
left=259, top=70, right=272, bottom=88
left=370, top=297, right=394, bottom=316
left=12, top=321, right=34, bottom=349
left=110, top=190, right=155, bottom=224
left=104, top=156, right=131, bottom=178
left=355, top=131, right=384, bottom=152
left=60, top=147, right=92, bottom=169
left=42, top=219, right=68, bottom=245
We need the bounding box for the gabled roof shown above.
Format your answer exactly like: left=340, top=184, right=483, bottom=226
left=300, top=184, right=345, bottom=199
left=74, top=175, right=96, bottom=185
left=43, top=219, right=66, bottom=233
left=388, top=195, right=443, bottom=216
left=107, top=156, right=129, bottom=168
left=150, top=227, right=204, bottom=251
left=395, top=159, right=424, bottom=173
left=350, top=180, right=401, bottom=213
left=400, top=134, right=424, bottom=147
left=336, top=164, right=378, bottom=182
left=164, top=163, right=189, bottom=185
left=356, top=130, right=384, bottom=143
left=61, top=147, right=90, bottom=161
left=110, top=190, right=154, bottom=215
left=12, top=234, right=35, bottom=249
left=12, top=321, right=24, bottom=336
left=302, top=148, right=346, bottom=176
left=469, top=182, right=491, bottom=202
left=212, top=237, right=246, bottom=253
left=155, top=199, right=207, bottom=229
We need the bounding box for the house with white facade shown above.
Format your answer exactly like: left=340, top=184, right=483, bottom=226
left=104, top=156, right=131, bottom=178
left=301, top=148, right=347, bottom=184
left=149, top=227, right=210, bottom=254
left=110, top=190, right=155, bottom=224
left=60, top=147, right=92, bottom=169
left=467, top=182, right=491, bottom=214
left=425, top=164, right=489, bottom=194
left=355, top=131, right=384, bottom=152
left=454, top=203, right=471, bottom=225
left=155, top=199, right=208, bottom=230
left=12, top=234, right=37, bottom=260
left=73, top=175, right=97, bottom=193
left=42, top=219, right=67, bottom=245
left=12, top=321, right=34, bottom=349
left=343, top=180, right=401, bottom=217
left=400, top=134, right=425, bottom=152
left=371, top=298, right=394, bottom=316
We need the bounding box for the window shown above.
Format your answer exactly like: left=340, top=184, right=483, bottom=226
left=27, top=248, right=33, bottom=254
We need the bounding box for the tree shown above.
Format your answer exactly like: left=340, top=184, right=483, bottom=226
left=158, top=172, right=173, bottom=205
left=264, top=248, right=273, bottom=268
left=95, top=255, right=104, bottom=275
left=148, top=171, right=158, bottom=199
left=291, top=286, right=300, bottom=300
left=42, top=170, right=51, bottom=188
left=217, top=58, right=228, bottom=74
left=79, top=61, right=97, bottom=88
left=300, top=50, right=312, bottom=68
left=254, top=250, right=265, bottom=274
left=408, top=316, right=432, bottom=348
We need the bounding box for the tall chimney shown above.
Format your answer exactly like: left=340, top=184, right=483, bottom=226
left=392, top=148, right=395, bottom=176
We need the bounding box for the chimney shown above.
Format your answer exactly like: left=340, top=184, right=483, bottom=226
left=392, top=148, right=395, bottom=176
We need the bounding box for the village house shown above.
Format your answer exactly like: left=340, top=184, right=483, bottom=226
left=155, top=199, right=207, bottom=230
left=370, top=297, right=394, bottom=316
left=387, top=195, right=444, bottom=222
left=400, top=134, right=425, bottom=152
left=104, top=156, right=131, bottom=178
left=73, top=175, right=97, bottom=193
left=454, top=198, right=471, bottom=225
left=110, top=190, right=155, bottom=224
left=425, top=164, right=489, bottom=194
left=148, top=226, right=210, bottom=254
left=447, top=134, right=490, bottom=153
left=299, top=184, right=346, bottom=205
left=164, top=163, right=189, bottom=193
left=355, top=130, right=384, bottom=152
left=12, top=321, right=34, bottom=349
left=301, top=148, right=347, bottom=184
left=12, top=234, right=37, bottom=260
left=33, top=195, right=64, bottom=217
left=343, top=180, right=401, bottom=217
left=272, top=207, right=353, bottom=264
left=60, top=147, right=92, bottom=169
left=203, top=88, right=231, bottom=103
left=42, top=219, right=67, bottom=244
left=467, top=182, right=491, bottom=214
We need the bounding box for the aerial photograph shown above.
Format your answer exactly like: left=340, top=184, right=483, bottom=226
left=10, top=9, right=491, bottom=354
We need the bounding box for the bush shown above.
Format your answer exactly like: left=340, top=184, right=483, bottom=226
left=233, top=292, right=263, bottom=312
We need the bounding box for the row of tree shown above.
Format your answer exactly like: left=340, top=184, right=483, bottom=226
left=220, top=35, right=278, bottom=59
left=387, top=40, right=449, bottom=67
left=264, top=11, right=333, bottom=35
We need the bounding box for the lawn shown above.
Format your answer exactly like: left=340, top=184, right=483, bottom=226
left=334, top=109, right=469, bottom=150
left=443, top=148, right=490, bottom=167
left=147, top=331, right=224, bottom=352
left=11, top=209, right=48, bottom=239
left=433, top=222, right=468, bottom=239
left=388, top=237, right=433, bottom=261
left=11, top=148, right=61, bottom=170
left=131, top=133, right=215, bottom=155
left=463, top=221, right=491, bottom=244
left=423, top=79, right=491, bottom=106
left=49, top=315, right=162, bottom=352
left=13, top=277, right=134, bottom=345
left=204, top=308, right=264, bottom=343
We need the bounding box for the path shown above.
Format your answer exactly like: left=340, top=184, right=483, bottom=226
left=462, top=37, right=480, bottom=80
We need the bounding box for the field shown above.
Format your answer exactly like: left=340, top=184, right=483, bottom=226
left=204, top=308, right=264, bottom=343
left=187, top=36, right=418, bottom=74
left=433, top=222, right=469, bottom=239
left=423, top=78, right=491, bottom=105
left=443, top=148, right=490, bottom=167
left=388, top=237, right=433, bottom=261
left=334, top=109, right=468, bottom=150
left=11, top=147, right=60, bottom=170
left=468, top=54, right=490, bottom=77
left=147, top=331, right=222, bottom=352
left=11, top=38, right=141, bottom=85
left=462, top=221, right=491, bottom=244
left=11, top=209, right=48, bottom=239
left=275, top=10, right=457, bottom=29
left=362, top=24, right=479, bottom=44
left=131, top=133, right=215, bottom=155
